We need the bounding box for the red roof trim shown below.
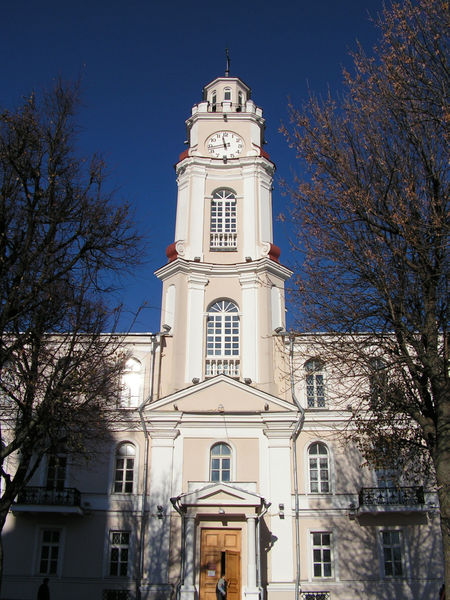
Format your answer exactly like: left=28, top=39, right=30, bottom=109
left=178, top=148, right=189, bottom=162
left=166, top=242, right=178, bottom=262
left=268, top=243, right=281, bottom=263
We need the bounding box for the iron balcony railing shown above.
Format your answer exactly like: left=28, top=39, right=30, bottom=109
left=300, top=593, right=330, bottom=600
left=359, top=486, right=424, bottom=507
left=16, top=486, right=81, bottom=507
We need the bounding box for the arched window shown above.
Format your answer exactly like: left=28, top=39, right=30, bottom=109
left=305, top=359, right=325, bottom=408
left=120, top=358, right=143, bottom=408
left=211, top=90, right=217, bottom=112
left=210, top=443, right=232, bottom=482
left=210, top=189, right=237, bottom=250
left=205, top=300, right=240, bottom=377
left=309, top=442, right=330, bottom=493
left=114, top=443, right=136, bottom=493
left=224, top=87, right=231, bottom=101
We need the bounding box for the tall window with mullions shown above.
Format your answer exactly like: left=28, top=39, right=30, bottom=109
left=109, top=531, right=130, bottom=576
left=205, top=300, right=240, bottom=377
left=210, top=189, right=237, bottom=250
left=305, top=359, right=325, bottom=408
left=210, top=443, right=232, bottom=482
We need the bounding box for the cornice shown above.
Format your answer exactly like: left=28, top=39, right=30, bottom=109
left=175, top=154, right=274, bottom=176
left=154, top=257, right=293, bottom=281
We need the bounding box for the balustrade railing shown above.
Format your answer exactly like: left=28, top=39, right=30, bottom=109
left=210, top=232, right=237, bottom=250
left=359, top=486, right=424, bottom=507
left=300, top=592, right=330, bottom=600
left=205, top=358, right=240, bottom=378
left=16, top=486, right=81, bottom=507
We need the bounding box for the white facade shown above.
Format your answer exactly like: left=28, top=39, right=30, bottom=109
left=2, top=75, right=443, bottom=600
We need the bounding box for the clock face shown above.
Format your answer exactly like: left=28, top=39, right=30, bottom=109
left=206, top=131, right=244, bottom=158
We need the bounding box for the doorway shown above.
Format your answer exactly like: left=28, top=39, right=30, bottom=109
left=199, top=528, right=241, bottom=600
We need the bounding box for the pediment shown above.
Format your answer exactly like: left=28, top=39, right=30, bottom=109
left=146, top=375, right=297, bottom=415
left=173, top=482, right=263, bottom=508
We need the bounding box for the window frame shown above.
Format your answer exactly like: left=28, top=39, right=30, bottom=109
left=46, top=454, right=67, bottom=491
left=113, top=443, right=136, bottom=494
left=304, top=359, right=326, bottom=408
left=37, top=527, right=63, bottom=576
left=119, top=357, right=143, bottom=409
left=308, top=442, right=331, bottom=494
left=205, top=300, right=240, bottom=377
left=108, top=530, right=131, bottom=577
left=310, top=531, right=334, bottom=579
left=380, top=529, right=405, bottom=579
left=369, top=357, right=388, bottom=409
left=209, top=189, right=238, bottom=251
left=209, top=442, right=232, bottom=483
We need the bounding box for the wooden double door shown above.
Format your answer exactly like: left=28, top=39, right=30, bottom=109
left=199, top=528, right=241, bottom=600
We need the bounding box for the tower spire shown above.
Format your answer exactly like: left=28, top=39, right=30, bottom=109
left=225, top=48, right=230, bottom=77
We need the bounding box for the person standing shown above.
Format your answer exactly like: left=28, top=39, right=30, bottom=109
left=216, top=575, right=227, bottom=599
left=37, top=578, right=50, bottom=600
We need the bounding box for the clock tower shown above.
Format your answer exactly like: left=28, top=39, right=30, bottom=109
left=155, top=74, right=291, bottom=396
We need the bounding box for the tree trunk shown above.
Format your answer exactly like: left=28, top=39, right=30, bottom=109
left=0, top=508, right=9, bottom=595
left=434, top=411, right=450, bottom=593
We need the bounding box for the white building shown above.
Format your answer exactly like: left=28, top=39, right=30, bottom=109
left=2, top=74, right=443, bottom=600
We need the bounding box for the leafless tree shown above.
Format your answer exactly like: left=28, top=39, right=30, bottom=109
left=282, top=0, right=449, bottom=587
left=0, top=81, right=142, bottom=585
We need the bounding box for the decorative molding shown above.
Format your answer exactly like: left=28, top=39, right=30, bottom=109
left=175, top=240, right=186, bottom=257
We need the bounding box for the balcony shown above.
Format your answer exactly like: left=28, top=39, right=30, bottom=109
left=358, top=486, right=425, bottom=514
left=205, top=358, right=240, bottom=378
left=12, top=486, right=84, bottom=515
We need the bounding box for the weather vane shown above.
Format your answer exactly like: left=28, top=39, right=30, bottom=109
left=225, top=48, right=230, bottom=77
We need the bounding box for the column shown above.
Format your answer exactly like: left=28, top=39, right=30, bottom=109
left=180, top=515, right=196, bottom=600
left=245, top=515, right=259, bottom=599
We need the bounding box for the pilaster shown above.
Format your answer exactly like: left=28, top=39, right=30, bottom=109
left=185, top=273, right=209, bottom=383
left=240, top=272, right=259, bottom=382
left=263, top=427, right=295, bottom=585
left=147, top=428, right=180, bottom=585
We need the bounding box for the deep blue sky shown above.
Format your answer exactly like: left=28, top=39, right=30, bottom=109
left=1, top=0, right=385, bottom=332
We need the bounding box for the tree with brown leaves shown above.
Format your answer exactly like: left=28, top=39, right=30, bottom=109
left=0, top=82, right=142, bottom=586
left=282, top=0, right=449, bottom=587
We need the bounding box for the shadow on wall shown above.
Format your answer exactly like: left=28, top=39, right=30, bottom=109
left=296, top=432, right=443, bottom=600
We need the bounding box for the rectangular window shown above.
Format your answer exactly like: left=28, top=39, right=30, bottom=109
left=312, top=532, right=333, bottom=578
left=210, top=191, right=237, bottom=250
left=46, top=455, right=67, bottom=490
left=109, top=531, right=130, bottom=577
left=39, top=529, right=61, bottom=575
left=382, top=530, right=403, bottom=577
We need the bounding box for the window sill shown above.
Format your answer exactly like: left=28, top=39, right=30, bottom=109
left=210, top=248, right=238, bottom=252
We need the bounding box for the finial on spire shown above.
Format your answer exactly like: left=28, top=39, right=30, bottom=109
left=225, top=48, right=230, bottom=77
